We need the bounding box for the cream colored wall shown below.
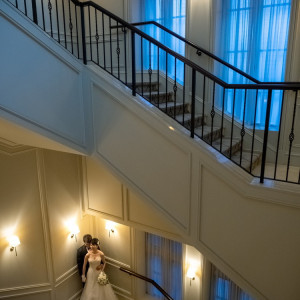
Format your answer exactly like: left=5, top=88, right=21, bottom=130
left=83, top=156, right=206, bottom=300
left=0, top=143, right=94, bottom=300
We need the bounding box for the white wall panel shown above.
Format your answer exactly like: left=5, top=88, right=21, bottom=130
left=93, top=84, right=191, bottom=232
left=200, top=167, right=300, bottom=300
left=0, top=3, right=88, bottom=152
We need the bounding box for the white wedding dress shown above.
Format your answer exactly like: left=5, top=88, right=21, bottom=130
left=80, top=254, right=118, bottom=300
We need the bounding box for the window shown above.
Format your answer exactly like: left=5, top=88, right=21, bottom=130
left=140, top=0, right=186, bottom=84
left=214, top=0, right=292, bottom=130
left=210, top=264, right=255, bottom=300
left=146, top=233, right=183, bottom=300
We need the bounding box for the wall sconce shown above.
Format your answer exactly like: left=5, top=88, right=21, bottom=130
left=187, top=266, right=196, bottom=286
left=70, top=224, right=80, bottom=242
left=105, top=221, right=116, bottom=237
left=8, top=235, right=20, bottom=256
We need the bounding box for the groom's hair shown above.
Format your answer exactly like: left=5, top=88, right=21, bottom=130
left=83, top=234, right=92, bottom=243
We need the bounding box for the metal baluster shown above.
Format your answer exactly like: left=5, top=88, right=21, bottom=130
left=68, top=0, right=74, bottom=54
left=61, top=0, right=67, bottom=48
left=31, top=0, right=37, bottom=24
left=55, top=0, right=60, bottom=43
left=109, top=17, right=112, bottom=74
left=182, top=63, right=186, bottom=126
left=88, top=6, right=92, bottom=60
left=157, top=47, right=160, bottom=107
left=131, top=31, right=136, bottom=96
left=75, top=5, right=80, bottom=58
left=141, top=37, right=143, bottom=96
left=148, top=42, right=152, bottom=103
left=15, top=0, right=18, bottom=9
left=273, top=90, right=285, bottom=179
left=229, top=89, right=236, bottom=159
left=250, top=90, right=259, bottom=173
left=220, top=87, right=225, bottom=153
left=239, top=89, right=247, bottom=166
left=102, top=12, right=106, bottom=69
left=286, top=90, right=298, bottom=182
left=260, top=89, right=273, bottom=184
left=191, top=69, right=196, bottom=138
left=80, top=5, right=87, bottom=64
left=165, top=53, right=168, bottom=112
left=123, top=26, right=127, bottom=85
left=173, top=58, right=177, bottom=119
left=24, top=0, right=27, bottom=16
left=116, top=22, right=120, bottom=79
left=95, top=9, right=99, bottom=65
left=210, top=81, right=216, bottom=145
left=41, top=0, right=45, bottom=30
left=48, top=0, right=53, bottom=37
left=201, top=76, right=206, bottom=139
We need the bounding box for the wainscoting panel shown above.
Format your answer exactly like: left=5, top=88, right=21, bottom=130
left=200, top=167, right=300, bottom=300
left=85, top=157, right=124, bottom=220
left=55, top=271, right=82, bottom=300
left=126, top=189, right=182, bottom=237
left=92, top=82, right=192, bottom=233
left=0, top=289, right=51, bottom=300
left=0, top=1, right=88, bottom=152
left=0, top=149, right=49, bottom=289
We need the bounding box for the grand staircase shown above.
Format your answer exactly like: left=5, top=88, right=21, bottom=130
left=136, top=80, right=262, bottom=173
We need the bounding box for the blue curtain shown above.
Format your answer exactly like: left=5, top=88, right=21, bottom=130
left=140, top=0, right=186, bottom=84
left=214, top=0, right=291, bottom=130
left=146, top=233, right=182, bottom=300
left=211, top=265, right=255, bottom=300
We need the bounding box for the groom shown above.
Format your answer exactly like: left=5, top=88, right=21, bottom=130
left=77, top=234, right=92, bottom=287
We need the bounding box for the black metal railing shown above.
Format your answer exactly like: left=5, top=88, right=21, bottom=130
left=5, top=0, right=300, bottom=184
left=119, top=267, right=174, bottom=300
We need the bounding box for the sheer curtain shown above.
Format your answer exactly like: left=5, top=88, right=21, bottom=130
left=140, top=0, right=186, bottom=84
left=210, top=264, right=255, bottom=300
left=145, top=233, right=183, bottom=300
left=214, top=0, right=291, bottom=130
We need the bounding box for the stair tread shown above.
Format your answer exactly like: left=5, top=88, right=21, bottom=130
left=231, top=151, right=261, bottom=170
left=195, top=125, right=221, bottom=137
left=143, top=91, right=173, bottom=96
left=175, top=113, right=203, bottom=122
left=212, top=137, right=241, bottom=151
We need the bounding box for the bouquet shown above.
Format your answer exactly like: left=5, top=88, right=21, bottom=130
left=97, top=272, right=109, bottom=285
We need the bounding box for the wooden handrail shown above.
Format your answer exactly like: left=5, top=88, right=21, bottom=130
left=119, top=267, right=174, bottom=300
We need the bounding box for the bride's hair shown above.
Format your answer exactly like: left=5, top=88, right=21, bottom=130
left=91, top=238, right=99, bottom=246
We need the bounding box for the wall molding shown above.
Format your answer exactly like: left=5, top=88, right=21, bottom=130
left=55, top=266, right=78, bottom=287
left=0, top=138, right=34, bottom=155
left=0, top=284, right=51, bottom=299
left=106, top=256, right=131, bottom=269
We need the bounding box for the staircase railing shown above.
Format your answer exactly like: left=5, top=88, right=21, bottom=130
left=5, top=0, right=300, bottom=184
left=119, top=266, right=174, bottom=300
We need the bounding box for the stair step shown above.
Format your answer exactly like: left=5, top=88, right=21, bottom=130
left=135, top=81, right=159, bottom=93
left=212, top=138, right=241, bottom=157
left=231, top=151, right=262, bottom=172
left=143, top=91, right=174, bottom=104
left=157, top=102, right=190, bottom=116
left=175, top=113, right=205, bottom=129
left=194, top=125, right=223, bottom=143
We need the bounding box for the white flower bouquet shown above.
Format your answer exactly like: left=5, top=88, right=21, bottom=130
left=97, top=272, right=109, bottom=285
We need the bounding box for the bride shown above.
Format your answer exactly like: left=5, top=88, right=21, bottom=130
left=80, top=238, right=118, bottom=300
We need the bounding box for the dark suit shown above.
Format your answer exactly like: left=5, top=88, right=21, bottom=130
left=77, top=245, right=89, bottom=287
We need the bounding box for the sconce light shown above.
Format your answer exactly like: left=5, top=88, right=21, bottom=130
left=187, top=266, right=196, bottom=286
left=8, top=235, right=20, bottom=256
left=105, top=221, right=116, bottom=237
left=70, top=224, right=80, bottom=242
